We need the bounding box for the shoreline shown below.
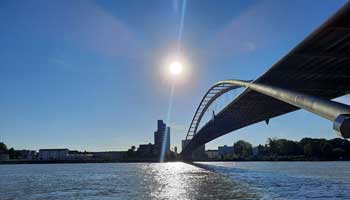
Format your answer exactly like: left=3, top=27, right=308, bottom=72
left=0, top=160, right=164, bottom=165
left=1, top=159, right=350, bottom=165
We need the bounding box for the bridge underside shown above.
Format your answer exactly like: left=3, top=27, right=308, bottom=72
left=182, top=3, right=350, bottom=155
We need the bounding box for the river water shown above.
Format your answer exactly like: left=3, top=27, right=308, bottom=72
left=0, top=162, right=349, bottom=200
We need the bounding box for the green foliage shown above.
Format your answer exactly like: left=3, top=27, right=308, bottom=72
left=267, top=138, right=301, bottom=156
left=332, top=148, right=346, bottom=159
left=0, top=142, right=8, bottom=152
left=251, top=137, right=350, bottom=161
left=233, top=140, right=253, bottom=159
left=304, top=143, right=319, bottom=157
left=8, top=148, right=19, bottom=159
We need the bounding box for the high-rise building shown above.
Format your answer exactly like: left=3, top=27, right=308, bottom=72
left=154, top=120, right=170, bottom=156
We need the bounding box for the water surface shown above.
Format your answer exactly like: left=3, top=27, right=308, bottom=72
left=1, top=162, right=349, bottom=199
left=198, top=161, right=350, bottom=199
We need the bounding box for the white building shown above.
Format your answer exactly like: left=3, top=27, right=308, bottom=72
left=206, top=150, right=219, bottom=160
left=39, top=149, right=69, bottom=160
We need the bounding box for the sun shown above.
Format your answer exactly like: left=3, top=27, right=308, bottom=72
left=169, top=61, right=183, bottom=75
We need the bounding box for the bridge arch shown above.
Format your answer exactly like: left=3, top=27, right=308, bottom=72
left=185, top=80, right=248, bottom=141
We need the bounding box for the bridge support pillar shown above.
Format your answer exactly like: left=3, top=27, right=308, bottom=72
left=334, top=114, right=350, bottom=138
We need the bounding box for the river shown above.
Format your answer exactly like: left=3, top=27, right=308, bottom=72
left=0, top=162, right=349, bottom=199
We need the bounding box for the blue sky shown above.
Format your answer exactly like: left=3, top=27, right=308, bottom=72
left=0, top=0, right=348, bottom=151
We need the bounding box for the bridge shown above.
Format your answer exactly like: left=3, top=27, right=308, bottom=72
left=181, top=3, right=350, bottom=157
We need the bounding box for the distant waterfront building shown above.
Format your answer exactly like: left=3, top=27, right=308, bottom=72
left=15, top=150, right=36, bottom=160
left=67, top=151, right=93, bottom=161
left=91, top=151, right=126, bottom=161
left=0, top=151, right=9, bottom=161
left=154, top=120, right=170, bottom=156
left=39, top=149, right=69, bottom=160
left=206, top=150, right=219, bottom=160
left=137, top=143, right=156, bottom=157
left=218, top=145, right=234, bottom=159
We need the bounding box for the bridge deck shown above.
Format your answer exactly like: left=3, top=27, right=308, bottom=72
left=182, top=3, right=350, bottom=155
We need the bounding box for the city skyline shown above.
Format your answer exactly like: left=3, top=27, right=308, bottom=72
left=1, top=0, right=349, bottom=152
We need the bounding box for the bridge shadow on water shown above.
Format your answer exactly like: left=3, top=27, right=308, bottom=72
left=185, top=161, right=350, bottom=200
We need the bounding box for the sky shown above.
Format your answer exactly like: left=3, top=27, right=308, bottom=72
left=0, top=0, right=349, bottom=151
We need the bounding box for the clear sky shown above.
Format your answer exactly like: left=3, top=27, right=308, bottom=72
left=0, top=0, right=349, bottom=151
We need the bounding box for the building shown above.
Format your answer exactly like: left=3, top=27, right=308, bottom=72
left=137, top=143, right=156, bottom=157
left=218, top=145, right=234, bottom=160
left=206, top=150, right=219, bottom=160
left=91, top=151, right=126, bottom=161
left=66, top=151, right=93, bottom=161
left=0, top=151, right=9, bottom=161
left=154, top=120, right=170, bottom=156
left=39, top=149, right=69, bottom=160
left=15, top=150, right=36, bottom=160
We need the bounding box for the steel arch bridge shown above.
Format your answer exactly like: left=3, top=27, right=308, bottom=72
left=185, top=81, right=245, bottom=141
left=181, top=2, right=350, bottom=156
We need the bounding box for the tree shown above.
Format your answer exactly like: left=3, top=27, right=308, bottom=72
left=304, top=143, right=314, bottom=157
left=267, top=137, right=279, bottom=155
left=304, top=142, right=322, bottom=158
left=233, top=140, right=253, bottom=159
left=0, top=142, right=8, bottom=152
left=8, top=148, right=19, bottom=159
left=131, top=146, right=136, bottom=151
left=267, top=138, right=302, bottom=156
left=278, top=139, right=300, bottom=156
left=332, top=148, right=346, bottom=159
left=320, top=141, right=333, bottom=158
left=127, top=145, right=136, bottom=158
left=329, top=138, right=350, bottom=153
left=256, top=144, right=267, bottom=156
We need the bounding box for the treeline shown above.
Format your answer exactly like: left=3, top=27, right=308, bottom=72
left=0, top=142, right=23, bottom=159
left=233, top=137, right=350, bottom=161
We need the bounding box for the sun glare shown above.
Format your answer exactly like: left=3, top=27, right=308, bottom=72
left=169, top=61, right=183, bottom=75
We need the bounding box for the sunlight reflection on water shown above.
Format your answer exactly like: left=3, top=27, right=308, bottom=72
left=142, top=162, right=258, bottom=199
left=0, top=162, right=259, bottom=200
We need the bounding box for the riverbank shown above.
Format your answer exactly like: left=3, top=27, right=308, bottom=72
left=2, top=158, right=350, bottom=165
left=0, top=158, right=185, bottom=164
